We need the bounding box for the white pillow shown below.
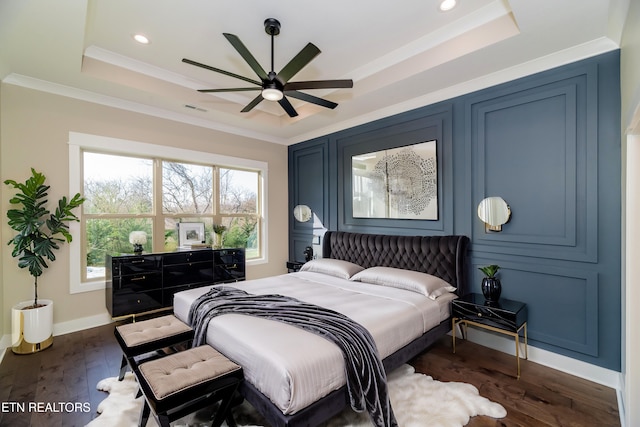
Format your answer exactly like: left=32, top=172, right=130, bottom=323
left=350, top=266, right=456, bottom=299
left=299, top=258, right=364, bottom=280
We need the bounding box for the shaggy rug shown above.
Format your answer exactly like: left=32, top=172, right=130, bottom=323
left=86, top=365, right=506, bottom=427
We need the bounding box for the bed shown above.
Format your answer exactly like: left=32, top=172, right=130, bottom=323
left=173, top=231, right=470, bottom=427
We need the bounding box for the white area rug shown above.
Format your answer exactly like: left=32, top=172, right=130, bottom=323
left=86, top=365, right=506, bottom=427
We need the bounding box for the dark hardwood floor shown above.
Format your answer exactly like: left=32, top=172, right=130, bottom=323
left=0, top=323, right=620, bottom=427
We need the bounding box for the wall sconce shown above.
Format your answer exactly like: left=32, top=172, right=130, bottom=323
left=293, top=204, right=312, bottom=222
left=293, top=204, right=327, bottom=249
left=478, top=197, right=511, bottom=232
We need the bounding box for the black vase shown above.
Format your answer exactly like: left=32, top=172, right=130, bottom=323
left=481, top=277, right=502, bottom=302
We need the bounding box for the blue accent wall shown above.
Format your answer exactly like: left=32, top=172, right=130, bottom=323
left=288, top=51, right=621, bottom=370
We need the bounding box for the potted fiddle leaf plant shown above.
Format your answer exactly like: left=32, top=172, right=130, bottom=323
left=479, top=264, right=502, bottom=303
left=5, top=168, right=85, bottom=354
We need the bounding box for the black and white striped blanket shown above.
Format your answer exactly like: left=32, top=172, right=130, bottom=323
left=188, top=286, right=398, bottom=427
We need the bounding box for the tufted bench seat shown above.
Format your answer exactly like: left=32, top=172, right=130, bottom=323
left=114, top=314, right=194, bottom=380
left=136, top=345, right=243, bottom=427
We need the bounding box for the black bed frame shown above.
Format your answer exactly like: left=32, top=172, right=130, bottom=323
left=239, top=231, right=470, bottom=427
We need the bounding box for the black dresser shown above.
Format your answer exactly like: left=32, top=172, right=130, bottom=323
left=106, top=248, right=245, bottom=318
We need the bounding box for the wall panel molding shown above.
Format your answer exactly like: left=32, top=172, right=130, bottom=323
left=288, top=51, right=621, bottom=370
left=469, top=64, right=598, bottom=263
left=288, top=138, right=330, bottom=261
left=472, top=258, right=599, bottom=357
left=334, top=104, right=454, bottom=235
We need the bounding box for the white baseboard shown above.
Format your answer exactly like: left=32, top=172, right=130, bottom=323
left=463, top=328, right=620, bottom=389
left=0, top=312, right=114, bottom=361
left=51, top=312, right=113, bottom=336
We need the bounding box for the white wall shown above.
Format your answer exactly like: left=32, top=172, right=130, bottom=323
left=620, top=0, right=640, bottom=424
left=0, top=84, right=290, bottom=339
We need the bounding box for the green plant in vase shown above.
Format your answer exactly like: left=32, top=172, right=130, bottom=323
left=479, top=264, right=501, bottom=303
left=5, top=168, right=85, bottom=353
left=213, top=224, right=227, bottom=249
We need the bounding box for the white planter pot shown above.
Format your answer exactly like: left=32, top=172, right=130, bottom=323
left=11, top=299, right=54, bottom=354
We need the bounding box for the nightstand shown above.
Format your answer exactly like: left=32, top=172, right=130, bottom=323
left=452, top=293, right=528, bottom=378
left=286, top=261, right=304, bottom=272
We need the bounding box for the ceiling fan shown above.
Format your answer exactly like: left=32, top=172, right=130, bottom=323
left=182, top=18, right=353, bottom=118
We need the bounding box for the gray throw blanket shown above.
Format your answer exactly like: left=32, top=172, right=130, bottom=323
left=188, top=286, right=398, bottom=427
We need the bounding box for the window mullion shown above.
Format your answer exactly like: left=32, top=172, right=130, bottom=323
left=153, top=158, right=164, bottom=253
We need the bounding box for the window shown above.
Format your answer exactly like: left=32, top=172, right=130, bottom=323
left=69, top=133, right=267, bottom=293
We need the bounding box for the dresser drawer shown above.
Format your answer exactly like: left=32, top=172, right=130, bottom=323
left=111, top=288, right=163, bottom=317
left=163, top=250, right=213, bottom=265
left=163, top=262, right=214, bottom=287
left=213, top=248, right=245, bottom=283
left=112, top=255, right=162, bottom=276
left=113, top=271, right=162, bottom=291
left=214, top=248, right=245, bottom=265
left=214, top=262, right=245, bottom=283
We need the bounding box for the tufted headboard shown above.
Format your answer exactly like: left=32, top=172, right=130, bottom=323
left=322, top=231, right=470, bottom=296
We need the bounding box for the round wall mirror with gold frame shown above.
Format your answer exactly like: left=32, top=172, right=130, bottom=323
left=478, top=197, right=511, bottom=232
left=293, top=204, right=312, bottom=222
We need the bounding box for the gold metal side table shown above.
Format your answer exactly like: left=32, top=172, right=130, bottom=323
left=452, top=293, right=528, bottom=379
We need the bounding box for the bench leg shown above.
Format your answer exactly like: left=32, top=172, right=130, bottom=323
left=226, top=412, right=238, bottom=427
left=156, top=413, right=171, bottom=427
left=210, top=382, right=241, bottom=427
left=138, top=400, right=150, bottom=427
left=118, top=355, right=128, bottom=381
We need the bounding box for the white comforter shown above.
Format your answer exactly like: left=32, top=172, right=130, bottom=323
left=173, top=270, right=454, bottom=415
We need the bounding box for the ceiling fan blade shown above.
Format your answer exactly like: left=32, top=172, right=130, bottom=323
left=284, top=79, right=353, bottom=91
left=285, top=91, right=338, bottom=110
left=278, top=96, right=299, bottom=117
left=182, top=58, right=261, bottom=86
left=276, top=42, right=321, bottom=84
left=223, top=33, right=269, bottom=81
left=198, top=87, right=261, bottom=93
left=241, top=94, right=264, bottom=113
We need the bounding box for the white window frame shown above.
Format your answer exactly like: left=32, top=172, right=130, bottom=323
left=68, top=132, right=268, bottom=294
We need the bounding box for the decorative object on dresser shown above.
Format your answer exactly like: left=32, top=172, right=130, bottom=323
left=105, top=248, right=245, bottom=319
left=451, top=293, right=528, bottom=378
left=128, top=231, right=147, bottom=254
left=177, top=222, right=206, bottom=248
left=479, top=264, right=502, bottom=303
left=4, top=168, right=85, bottom=354
left=212, top=223, right=227, bottom=249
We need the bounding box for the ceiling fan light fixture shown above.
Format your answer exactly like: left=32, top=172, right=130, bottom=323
left=262, top=87, right=284, bottom=101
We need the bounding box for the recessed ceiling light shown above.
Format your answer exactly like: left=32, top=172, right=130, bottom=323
left=439, top=0, right=457, bottom=11
left=133, top=34, right=150, bottom=44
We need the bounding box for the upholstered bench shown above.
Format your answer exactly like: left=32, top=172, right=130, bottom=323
left=114, top=314, right=194, bottom=380
left=136, top=345, right=244, bottom=427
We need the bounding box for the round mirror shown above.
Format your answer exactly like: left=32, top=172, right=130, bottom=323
left=293, top=204, right=312, bottom=222
left=478, top=197, right=510, bottom=231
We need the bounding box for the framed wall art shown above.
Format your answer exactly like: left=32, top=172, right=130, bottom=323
left=351, top=140, right=438, bottom=220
